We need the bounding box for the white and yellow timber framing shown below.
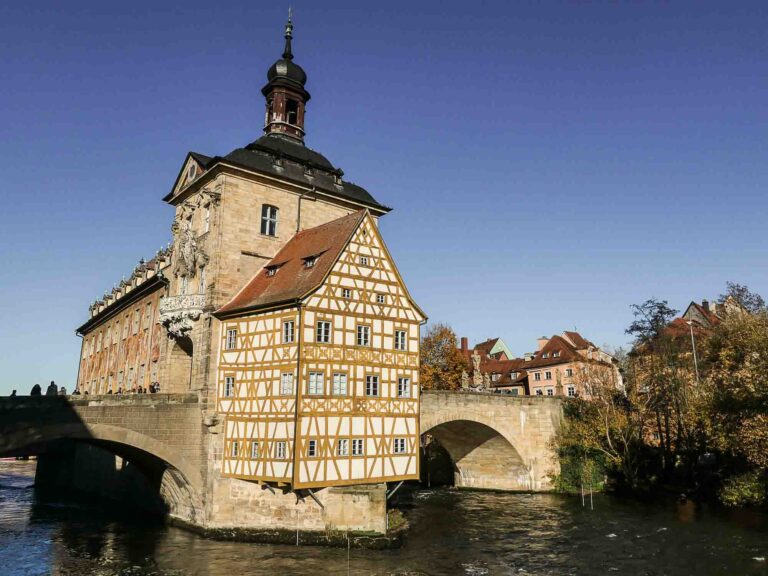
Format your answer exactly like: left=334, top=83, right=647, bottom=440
left=216, top=211, right=426, bottom=489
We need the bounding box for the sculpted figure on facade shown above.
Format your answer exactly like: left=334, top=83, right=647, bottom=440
left=461, top=370, right=470, bottom=390
left=472, top=350, right=483, bottom=387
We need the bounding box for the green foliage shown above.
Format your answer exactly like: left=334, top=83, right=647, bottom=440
left=718, top=471, right=768, bottom=507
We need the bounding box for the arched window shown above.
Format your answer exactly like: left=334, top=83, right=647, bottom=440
left=286, top=99, right=299, bottom=125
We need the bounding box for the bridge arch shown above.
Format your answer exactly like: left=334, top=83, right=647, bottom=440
left=0, top=404, right=204, bottom=523
left=420, top=391, right=562, bottom=491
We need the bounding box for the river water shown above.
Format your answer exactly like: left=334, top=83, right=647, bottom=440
left=1, top=461, right=766, bottom=576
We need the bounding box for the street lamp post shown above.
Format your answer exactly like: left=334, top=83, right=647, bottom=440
left=686, top=320, right=700, bottom=385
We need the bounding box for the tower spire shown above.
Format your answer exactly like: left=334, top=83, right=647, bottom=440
left=283, top=8, right=294, bottom=61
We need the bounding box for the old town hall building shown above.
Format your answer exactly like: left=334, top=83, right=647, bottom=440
left=75, top=16, right=425, bottom=495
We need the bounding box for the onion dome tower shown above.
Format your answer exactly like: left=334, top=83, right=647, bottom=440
left=262, top=12, right=311, bottom=142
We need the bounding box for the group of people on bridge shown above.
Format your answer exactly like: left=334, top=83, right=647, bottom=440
left=8, top=381, right=162, bottom=397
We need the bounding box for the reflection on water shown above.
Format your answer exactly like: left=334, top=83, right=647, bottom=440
left=1, top=461, right=767, bottom=576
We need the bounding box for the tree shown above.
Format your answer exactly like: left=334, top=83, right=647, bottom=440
left=419, top=323, right=468, bottom=390
left=626, top=298, right=678, bottom=345
left=718, top=282, right=766, bottom=314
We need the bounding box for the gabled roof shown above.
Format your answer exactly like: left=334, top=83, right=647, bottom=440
left=683, top=301, right=722, bottom=328
left=216, top=211, right=366, bottom=316
left=524, top=335, right=582, bottom=369
left=562, top=331, right=593, bottom=350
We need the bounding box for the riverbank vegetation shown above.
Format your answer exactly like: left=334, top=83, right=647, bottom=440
left=553, top=283, right=768, bottom=507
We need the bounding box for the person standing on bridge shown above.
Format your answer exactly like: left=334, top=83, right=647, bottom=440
left=45, top=381, right=58, bottom=396
left=30, top=384, right=41, bottom=396
left=10, top=390, right=16, bottom=397
left=58, top=386, right=67, bottom=396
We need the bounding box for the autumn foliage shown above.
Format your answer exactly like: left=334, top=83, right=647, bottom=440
left=419, top=323, right=468, bottom=390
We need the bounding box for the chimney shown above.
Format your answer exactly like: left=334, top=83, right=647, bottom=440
left=702, top=299, right=710, bottom=312
left=537, top=336, right=549, bottom=351
left=461, top=337, right=468, bottom=351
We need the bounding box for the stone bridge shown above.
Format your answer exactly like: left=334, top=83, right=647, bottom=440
left=420, top=391, right=563, bottom=491
left=0, top=390, right=562, bottom=533
left=0, top=394, right=206, bottom=522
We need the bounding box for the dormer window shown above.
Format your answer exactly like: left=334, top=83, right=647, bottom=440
left=553, top=351, right=561, bottom=358
left=510, top=372, right=518, bottom=379
left=286, top=99, right=299, bottom=125
left=265, top=265, right=279, bottom=277
left=304, top=256, right=317, bottom=269
left=542, top=353, right=549, bottom=359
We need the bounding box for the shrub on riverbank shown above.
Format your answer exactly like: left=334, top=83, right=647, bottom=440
left=718, top=471, right=768, bottom=507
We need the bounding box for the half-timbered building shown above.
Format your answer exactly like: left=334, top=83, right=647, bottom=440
left=215, top=210, right=425, bottom=488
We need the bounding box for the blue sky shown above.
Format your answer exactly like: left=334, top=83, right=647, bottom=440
left=1, top=1, right=766, bottom=393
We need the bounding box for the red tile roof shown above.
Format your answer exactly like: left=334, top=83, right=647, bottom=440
left=562, top=331, right=594, bottom=349
left=524, top=335, right=582, bottom=368
left=216, top=211, right=366, bottom=316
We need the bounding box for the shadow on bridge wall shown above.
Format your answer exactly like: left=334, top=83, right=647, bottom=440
left=422, top=419, right=534, bottom=491
left=0, top=396, right=202, bottom=524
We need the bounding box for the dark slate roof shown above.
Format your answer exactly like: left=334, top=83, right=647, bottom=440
left=175, top=134, right=389, bottom=213
left=189, top=152, right=213, bottom=166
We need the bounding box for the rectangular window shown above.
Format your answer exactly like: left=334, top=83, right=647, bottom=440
left=535, top=389, right=543, bottom=396
left=332, top=372, right=348, bottom=396
left=567, top=386, right=576, bottom=397
left=393, top=438, right=406, bottom=454
left=397, top=377, right=410, bottom=398
left=308, top=372, right=324, bottom=395
left=547, top=388, right=554, bottom=396
left=251, top=441, right=259, bottom=459
left=261, top=204, right=278, bottom=236
left=123, top=317, right=129, bottom=338
left=225, top=329, right=237, bottom=350
left=565, top=368, right=574, bottom=377
left=352, top=439, right=364, bottom=456
left=132, top=310, right=140, bottom=334
left=357, top=325, right=370, bottom=347
left=359, top=256, right=369, bottom=266
left=275, top=441, right=287, bottom=459
left=337, top=438, right=349, bottom=457
left=138, top=364, right=145, bottom=387
left=366, top=375, right=379, bottom=397
left=224, top=376, right=235, bottom=397
left=545, top=371, right=552, bottom=380
left=394, top=330, right=407, bottom=351
left=376, top=293, right=386, bottom=304
left=511, top=389, right=519, bottom=396
left=280, top=373, right=294, bottom=395
left=307, top=440, right=317, bottom=457
left=342, top=288, right=351, bottom=299
left=534, top=372, right=542, bottom=382
left=145, top=303, right=152, bottom=328
left=316, top=320, right=331, bottom=343
left=231, top=441, right=239, bottom=457
left=114, top=322, right=120, bottom=344
left=283, top=320, right=295, bottom=343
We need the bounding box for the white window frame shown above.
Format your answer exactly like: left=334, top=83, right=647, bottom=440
left=545, top=371, right=552, bottom=380
left=342, top=288, right=351, bottom=299
left=283, top=320, right=295, bottom=344
left=397, top=377, right=410, bottom=398
left=251, top=441, right=259, bottom=459
left=316, top=320, right=331, bottom=344
left=567, top=385, right=576, bottom=397
left=534, top=372, right=542, bottom=381
left=308, top=372, right=325, bottom=395
left=393, top=438, right=406, bottom=454
left=376, top=293, right=386, bottom=304
left=394, top=330, right=407, bottom=351
left=231, top=441, right=239, bottom=457
left=359, top=256, right=369, bottom=266
left=307, top=439, right=317, bottom=457
left=337, top=438, right=349, bottom=457
left=565, top=368, right=574, bottom=377
left=225, top=328, right=237, bottom=350
left=547, top=388, right=554, bottom=396
left=332, top=372, right=348, bottom=396
left=365, top=375, right=379, bottom=397
left=280, top=372, right=294, bottom=396
left=275, top=441, right=287, bottom=459
left=224, top=376, right=235, bottom=397
left=357, top=325, right=370, bottom=347
left=261, top=204, right=278, bottom=236
left=352, top=439, right=364, bottom=456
